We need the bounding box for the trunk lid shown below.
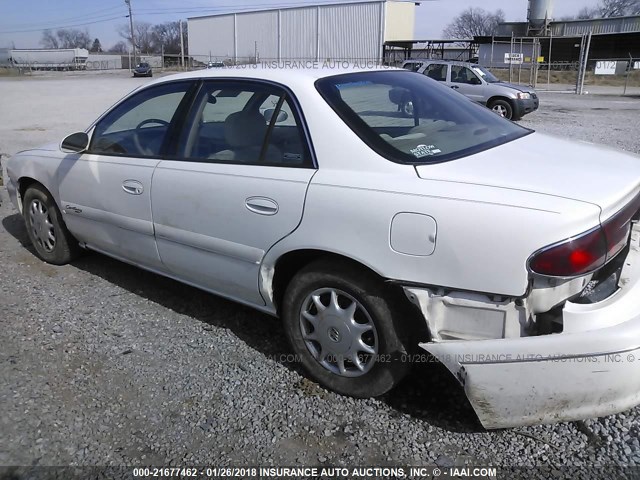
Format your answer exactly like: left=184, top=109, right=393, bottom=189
left=415, top=132, right=640, bottom=221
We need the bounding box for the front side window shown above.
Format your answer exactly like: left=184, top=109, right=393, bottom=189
left=451, top=65, right=481, bottom=85
left=424, top=63, right=447, bottom=82
left=90, top=81, right=191, bottom=157
left=471, top=66, right=500, bottom=83
left=178, top=81, right=311, bottom=167
left=315, top=71, right=530, bottom=164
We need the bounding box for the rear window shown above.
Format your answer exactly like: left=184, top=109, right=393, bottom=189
left=315, top=70, right=531, bottom=164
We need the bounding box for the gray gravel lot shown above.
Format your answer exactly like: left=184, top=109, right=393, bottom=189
left=1, top=71, right=640, bottom=473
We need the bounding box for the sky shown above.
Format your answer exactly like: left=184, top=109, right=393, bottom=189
left=0, top=0, right=604, bottom=50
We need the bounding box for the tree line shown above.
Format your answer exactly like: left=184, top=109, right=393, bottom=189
left=443, top=0, right=640, bottom=38
left=40, top=21, right=187, bottom=55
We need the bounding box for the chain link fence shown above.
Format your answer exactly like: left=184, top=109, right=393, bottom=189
left=480, top=36, right=640, bottom=95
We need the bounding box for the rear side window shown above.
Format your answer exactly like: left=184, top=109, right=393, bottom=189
left=424, top=64, right=447, bottom=81
left=177, top=81, right=312, bottom=167
left=315, top=71, right=530, bottom=164
left=403, top=62, right=423, bottom=72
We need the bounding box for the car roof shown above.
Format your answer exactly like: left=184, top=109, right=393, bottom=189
left=147, top=65, right=402, bottom=89
left=403, top=59, right=476, bottom=67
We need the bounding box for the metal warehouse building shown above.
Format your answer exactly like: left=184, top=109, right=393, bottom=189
left=187, top=0, right=416, bottom=63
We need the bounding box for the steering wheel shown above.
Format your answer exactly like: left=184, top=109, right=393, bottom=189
left=133, top=118, right=170, bottom=155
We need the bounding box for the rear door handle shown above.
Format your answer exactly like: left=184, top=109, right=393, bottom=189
left=451, top=85, right=459, bottom=89
left=122, top=179, right=144, bottom=195
left=245, top=197, right=278, bottom=216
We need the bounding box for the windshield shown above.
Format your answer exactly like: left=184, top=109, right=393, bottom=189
left=471, top=65, right=500, bottom=83
left=315, top=71, right=530, bottom=164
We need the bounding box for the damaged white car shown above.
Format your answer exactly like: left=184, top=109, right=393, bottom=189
left=5, top=67, right=640, bottom=429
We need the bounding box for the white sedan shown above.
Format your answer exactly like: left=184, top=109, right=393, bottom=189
left=5, top=67, right=640, bottom=429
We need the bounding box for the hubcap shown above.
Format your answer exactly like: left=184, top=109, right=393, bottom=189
left=299, top=288, right=378, bottom=377
left=493, top=104, right=508, bottom=117
left=29, top=199, right=56, bottom=252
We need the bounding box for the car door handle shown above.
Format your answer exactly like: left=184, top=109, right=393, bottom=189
left=451, top=85, right=459, bottom=89
left=122, top=179, right=144, bottom=195
left=245, top=197, right=279, bottom=216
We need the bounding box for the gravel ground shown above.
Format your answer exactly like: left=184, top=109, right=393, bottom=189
left=1, top=71, right=640, bottom=475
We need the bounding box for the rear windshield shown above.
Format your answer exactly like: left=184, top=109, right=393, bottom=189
left=315, top=70, right=531, bottom=164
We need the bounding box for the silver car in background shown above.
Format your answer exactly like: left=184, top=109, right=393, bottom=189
left=401, top=59, right=539, bottom=120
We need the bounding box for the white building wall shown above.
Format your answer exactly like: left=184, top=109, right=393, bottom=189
left=280, top=8, right=318, bottom=60
left=188, top=1, right=402, bottom=63
left=318, top=2, right=383, bottom=61
left=236, top=11, right=279, bottom=60
left=189, top=14, right=235, bottom=59
left=384, top=1, right=415, bottom=41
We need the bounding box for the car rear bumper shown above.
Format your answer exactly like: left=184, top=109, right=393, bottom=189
left=416, top=223, right=640, bottom=429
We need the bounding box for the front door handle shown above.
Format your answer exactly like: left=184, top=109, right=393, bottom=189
left=245, top=196, right=278, bottom=216
left=122, top=179, right=144, bottom=195
left=451, top=85, right=459, bottom=89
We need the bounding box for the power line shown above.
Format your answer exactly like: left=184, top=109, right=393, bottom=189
left=0, top=15, right=128, bottom=34
left=4, top=5, right=125, bottom=29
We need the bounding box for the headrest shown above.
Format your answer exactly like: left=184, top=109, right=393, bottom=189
left=224, top=110, right=267, bottom=148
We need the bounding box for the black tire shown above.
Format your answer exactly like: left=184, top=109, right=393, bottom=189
left=22, top=184, right=81, bottom=265
left=282, top=258, right=412, bottom=398
left=489, top=99, right=514, bottom=120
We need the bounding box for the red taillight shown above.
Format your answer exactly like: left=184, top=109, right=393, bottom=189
left=529, top=191, right=640, bottom=277
left=529, top=227, right=607, bottom=277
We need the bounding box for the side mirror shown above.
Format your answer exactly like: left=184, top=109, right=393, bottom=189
left=263, top=108, right=288, bottom=123
left=470, top=77, right=482, bottom=85
left=61, top=132, right=89, bottom=153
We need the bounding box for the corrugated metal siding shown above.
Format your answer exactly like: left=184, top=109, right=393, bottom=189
left=188, top=1, right=386, bottom=62
left=280, top=8, right=318, bottom=60
left=236, top=11, right=279, bottom=60
left=318, top=2, right=382, bottom=60
left=550, top=16, right=640, bottom=36
left=189, top=15, right=235, bottom=58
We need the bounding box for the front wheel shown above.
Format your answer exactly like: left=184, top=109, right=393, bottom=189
left=23, top=184, right=81, bottom=265
left=282, top=259, right=412, bottom=398
left=489, top=99, right=514, bottom=120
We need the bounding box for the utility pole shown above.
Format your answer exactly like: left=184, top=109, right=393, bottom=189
left=179, top=20, right=185, bottom=70
left=125, top=0, right=136, bottom=67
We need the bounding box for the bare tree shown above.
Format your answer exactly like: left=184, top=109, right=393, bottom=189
left=599, top=0, right=640, bottom=16
left=566, top=0, right=639, bottom=19
left=108, top=41, right=129, bottom=54
left=40, top=29, right=59, bottom=49
left=118, top=22, right=156, bottom=54
left=443, top=8, right=506, bottom=39
left=41, top=28, right=91, bottom=49
left=151, top=21, right=187, bottom=55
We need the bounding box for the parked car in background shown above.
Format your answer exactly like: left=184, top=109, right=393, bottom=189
left=5, top=67, right=640, bottom=429
left=207, top=61, right=225, bottom=69
left=133, top=62, right=152, bottom=77
left=400, top=59, right=538, bottom=120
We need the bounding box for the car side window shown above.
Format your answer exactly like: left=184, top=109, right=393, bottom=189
left=451, top=66, right=481, bottom=85
left=403, top=62, right=423, bottom=72
left=90, top=81, right=191, bottom=157
left=178, top=81, right=312, bottom=167
left=423, top=64, right=447, bottom=82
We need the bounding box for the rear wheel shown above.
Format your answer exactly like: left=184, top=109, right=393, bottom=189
left=282, top=259, right=412, bottom=398
left=489, top=99, right=514, bottom=120
left=23, top=184, right=81, bottom=265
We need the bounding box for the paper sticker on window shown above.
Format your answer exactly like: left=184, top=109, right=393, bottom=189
left=410, top=144, right=442, bottom=158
